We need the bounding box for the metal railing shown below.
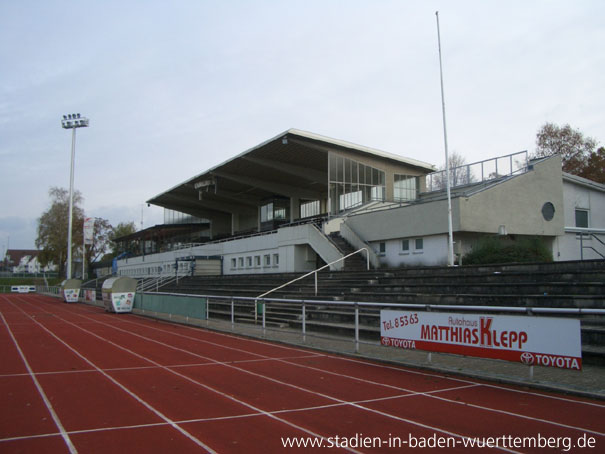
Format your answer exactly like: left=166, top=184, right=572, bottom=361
left=137, top=273, right=181, bottom=292
left=257, top=248, right=370, bottom=300
left=425, top=151, right=529, bottom=193
left=253, top=247, right=366, bottom=324
left=580, top=233, right=605, bottom=260
left=138, top=292, right=605, bottom=355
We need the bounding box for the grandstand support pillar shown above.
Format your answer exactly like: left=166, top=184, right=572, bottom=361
left=290, top=197, right=300, bottom=223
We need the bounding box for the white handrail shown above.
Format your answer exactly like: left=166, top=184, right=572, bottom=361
left=253, top=247, right=370, bottom=326
left=257, top=248, right=370, bottom=301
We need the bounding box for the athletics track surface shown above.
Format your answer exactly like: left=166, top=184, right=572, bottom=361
left=1, top=293, right=604, bottom=453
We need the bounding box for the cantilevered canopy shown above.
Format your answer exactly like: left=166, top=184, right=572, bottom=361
left=147, top=128, right=434, bottom=219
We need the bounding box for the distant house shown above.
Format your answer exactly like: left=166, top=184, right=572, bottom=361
left=3, top=249, right=56, bottom=274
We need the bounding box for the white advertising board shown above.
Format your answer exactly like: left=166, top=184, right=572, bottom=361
left=63, top=288, right=80, bottom=303
left=103, top=291, right=135, bottom=313
left=380, top=310, right=582, bottom=370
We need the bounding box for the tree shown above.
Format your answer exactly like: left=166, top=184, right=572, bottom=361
left=84, top=217, right=113, bottom=275
left=109, top=221, right=138, bottom=257
left=575, top=147, right=605, bottom=184
left=533, top=123, right=599, bottom=177
left=430, top=152, right=475, bottom=190
left=36, top=187, right=85, bottom=278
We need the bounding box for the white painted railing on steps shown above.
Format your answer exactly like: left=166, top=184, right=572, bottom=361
left=254, top=248, right=370, bottom=323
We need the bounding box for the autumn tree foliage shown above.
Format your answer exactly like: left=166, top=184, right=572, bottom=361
left=533, top=123, right=603, bottom=183
left=36, top=187, right=85, bottom=277
left=36, top=187, right=125, bottom=278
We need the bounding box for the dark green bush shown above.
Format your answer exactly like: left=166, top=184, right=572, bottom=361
left=462, top=236, right=553, bottom=265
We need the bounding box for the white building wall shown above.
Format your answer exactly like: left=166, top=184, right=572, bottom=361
left=117, top=224, right=331, bottom=277
left=371, top=234, right=448, bottom=267
left=553, top=177, right=605, bottom=261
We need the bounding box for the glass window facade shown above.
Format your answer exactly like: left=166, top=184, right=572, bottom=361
left=260, top=199, right=290, bottom=222
left=329, top=154, right=385, bottom=214
left=394, top=174, right=418, bottom=202
left=300, top=200, right=321, bottom=218
left=164, top=209, right=206, bottom=224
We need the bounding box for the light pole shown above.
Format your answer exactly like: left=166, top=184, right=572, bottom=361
left=61, top=113, right=89, bottom=279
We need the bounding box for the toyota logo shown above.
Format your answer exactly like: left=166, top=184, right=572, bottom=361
left=382, top=337, right=391, bottom=346
left=520, top=352, right=535, bottom=365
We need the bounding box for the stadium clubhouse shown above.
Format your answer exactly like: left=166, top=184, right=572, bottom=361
left=113, top=129, right=605, bottom=278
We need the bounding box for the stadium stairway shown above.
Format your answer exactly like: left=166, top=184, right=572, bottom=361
left=152, top=260, right=605, bottom=364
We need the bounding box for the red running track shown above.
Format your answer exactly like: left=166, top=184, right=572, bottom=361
left=1, top=293, right=604, bottom=453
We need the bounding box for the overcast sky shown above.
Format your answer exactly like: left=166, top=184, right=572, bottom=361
left=1, top=0, right=603, bottom=252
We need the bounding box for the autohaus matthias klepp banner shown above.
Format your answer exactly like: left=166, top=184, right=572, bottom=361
left=380, top=310, right=582, bottom=370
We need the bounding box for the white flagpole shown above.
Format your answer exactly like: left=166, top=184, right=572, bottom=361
left=436, top=11, right=455, bottom=267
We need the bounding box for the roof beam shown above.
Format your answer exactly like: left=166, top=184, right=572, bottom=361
left=241, top=156, right=326, bottom=183
left=212, top=170, right=322, bottom=200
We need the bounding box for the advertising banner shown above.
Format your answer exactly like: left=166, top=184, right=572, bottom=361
left=380, top=310, right=582, bottom=370
left=83, top=217, right=95, bottom=245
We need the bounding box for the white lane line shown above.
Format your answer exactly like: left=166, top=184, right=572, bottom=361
left=12, top=298, right=364, bottom=454
left=101, top=310, right=605, bottom=436
left=0, top=353, right=323, bottom=379
left=0, top=310, right=78, bottom=454
left=128, top=309, right=605, bottom=410
left=44, top=306, right=526, bottom=454
left=6, top=300, right=218, bottom=454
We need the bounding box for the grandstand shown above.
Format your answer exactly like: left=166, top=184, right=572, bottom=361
left=99, top=129, right=605, bottom=365
left=113, top=128, right=604, bottom=277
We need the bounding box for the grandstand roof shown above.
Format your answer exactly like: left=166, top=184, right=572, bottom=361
left=147, top=128, right=434, bottom=219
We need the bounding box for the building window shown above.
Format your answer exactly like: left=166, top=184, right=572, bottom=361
left=246, top=256, right=252, bottom=267
left=238, top=257, right=244, bottom=267
left=378, top=242, right=386, bottom=255
left=394, top=175, right=418, bottom=202
left=254, top=256, right=261, bottom=267
left=273, top=253, right=279, bottom=266
left=231, top=258, right=237, bottom=268
left=328, top=153, right=386, bottom=214
left=300, top=200, right=320, bottom=218
left=264, top=254, right=271, bottom=266
left=575, top=209, right=589, bottom=228
left=415, top=238, right=424, bottom=251
left=401, top=239, right=410, bottom=253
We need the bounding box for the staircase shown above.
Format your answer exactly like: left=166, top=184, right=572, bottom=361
left=327, top=232, right=368, bottom=271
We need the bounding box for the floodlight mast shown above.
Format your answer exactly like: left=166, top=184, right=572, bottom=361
left=61, top=114, right=89, bottom=279
left=435, top=12, right=455, bottom=267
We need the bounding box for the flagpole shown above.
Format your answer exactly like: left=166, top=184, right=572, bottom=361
left=436, top=11, right=455, bottom=266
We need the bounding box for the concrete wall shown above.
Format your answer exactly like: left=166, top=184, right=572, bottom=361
left=553, top=175, right=605, bottom=261
left=458, top=156, right=565, bottom=236
left=346, top=198, right=458, bottom=241
left=371, top=234, right=448, bottom=267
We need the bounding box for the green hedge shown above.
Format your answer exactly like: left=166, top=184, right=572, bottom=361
left=463, top=237, right=553, bottom=265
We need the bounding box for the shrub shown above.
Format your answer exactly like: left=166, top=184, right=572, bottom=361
left=462, top=236, right=552, bottom=265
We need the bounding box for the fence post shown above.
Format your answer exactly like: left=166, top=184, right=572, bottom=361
left=231, top=298, right=234, bottom=330
left=302, top=301, right=306, bottom=343
left=354, top=304, right=359, bottom=353
left=262, top=300, right=266, bottom=336
left=206, top=298, right=209, bottom=326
